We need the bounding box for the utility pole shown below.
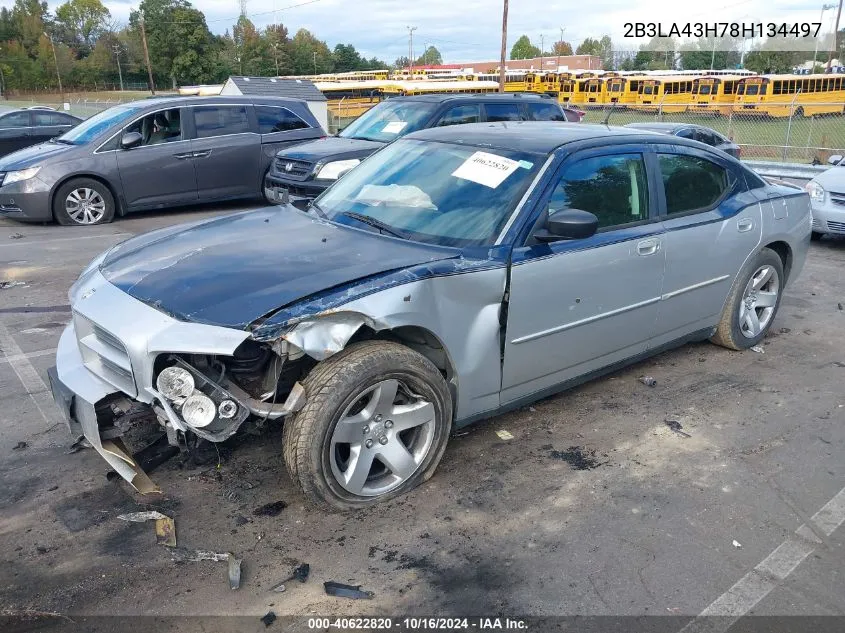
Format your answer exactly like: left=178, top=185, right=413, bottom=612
left=498, top=0, right=508, bottom=92
left=313, top=50, right=317, bottom=74
left=540, top=34, right=544, bottom=69
left=710, top=37, right=717, bottom=71
left=139, top=17, right=155, bottom=95
left=43, top=32, right=63, bottom=101
left=557, top=27, right=565, bottom=68
left=113, top=44, right=124, bottom=91
left=271, top=42, right=280, bottom=76
left=407, top=26, right=417, bottom=73
left=826, top=0, right=843, bottom=69
left=813, top=4, right=836, bottom=71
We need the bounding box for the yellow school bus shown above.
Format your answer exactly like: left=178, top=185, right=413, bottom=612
left=605, top=75, right=649, bottom=105
left=315, top=80, right=387, bottom=118
left=570, top=77, right=606, bottom=105
left=635, top=75, right=698, bottom=112
left=526, top=72, right=560, bottom=95
left=379, top=79, right=501, bottom=97
left=734, top=74, right=845, bottom=117
left=690, top=75, right=745, bottom=115
left=558, top=78, right=576, bottom=103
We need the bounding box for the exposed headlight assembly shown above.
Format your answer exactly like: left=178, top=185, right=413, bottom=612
left=315, top=159, right=360, bottom=180
left=3, top=166, right=40, bottom=186
left=805, top=181, right=825, bottom=203
left=156, top=367, right=195, bottom=403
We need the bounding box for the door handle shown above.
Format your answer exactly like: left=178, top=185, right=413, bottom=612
left=637, top=238, right=660, bottom=256
left=192, top=150, right=212, bottom=159
left=173, top=152, right=193, bottom=160
left=737, top=218, right=754, bottom=232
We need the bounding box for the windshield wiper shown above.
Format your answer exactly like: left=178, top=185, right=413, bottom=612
left=308, top=200, right=328, bottom=219
left=340, top=211, right=409, bottom=239
left=50, top=138, right=75, bottom=145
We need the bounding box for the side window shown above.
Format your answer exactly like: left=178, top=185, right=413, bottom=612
left=527, top=102, right=566, bottom=121
left=0, top=112, right=30, bottom=128
left=193, top=106, right=250, bottom=138
left=694, top=129, right=718, bottom=146
left=33, top=111, right=74, bottom=126
left=675, top=128, right=695, bottom=140
left=659, top=154, right=730, bottom=215
left=255, top=105, right=309, bottom=133
left=124, top=108, right=182, bottom=146
left=436, top=104, right=481, bottom=127
left=549, top=154, right=649, bottom=230
left=484, top=103, right=521, bottom=122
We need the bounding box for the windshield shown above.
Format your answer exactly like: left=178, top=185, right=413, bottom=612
left=339, top=100, right=438, bottom=143
left=58, top=104, right=145, bottom=145
left=316, top=139, right=542, bottom=247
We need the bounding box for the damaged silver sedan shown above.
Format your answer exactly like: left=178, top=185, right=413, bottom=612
left=49, top=122, right=811, bottom=510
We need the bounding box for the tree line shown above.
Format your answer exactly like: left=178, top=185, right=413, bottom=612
left=0, top=0, right=392, bottom=93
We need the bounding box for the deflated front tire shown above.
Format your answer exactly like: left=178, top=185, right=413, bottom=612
left=282, top=340, right=452, bottom=511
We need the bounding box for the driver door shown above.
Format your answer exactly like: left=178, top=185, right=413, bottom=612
left=501, top=148, right=666, bottom=404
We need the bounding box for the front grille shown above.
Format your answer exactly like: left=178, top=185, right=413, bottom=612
left=830, top=192, right=845, bottom=207
left=274, top=158, right=313, bottom=181
left=74, top=312, right=136, bottom=396
left=827, top=221, right=845, bottom=234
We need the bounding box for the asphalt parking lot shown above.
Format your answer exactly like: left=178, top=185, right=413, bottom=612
left=1, top=205, right=843, bottom=628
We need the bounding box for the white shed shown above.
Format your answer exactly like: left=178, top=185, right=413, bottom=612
left=220, top=76, right=329, bottom=132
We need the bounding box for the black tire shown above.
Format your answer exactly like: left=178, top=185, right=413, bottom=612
left=282, top=340, right=452, bottom=511
left=811, top=231, right=823, bottom=241
left=53, top=178, right=115, bottom=226
left=711, top=248, right=784, bottom=351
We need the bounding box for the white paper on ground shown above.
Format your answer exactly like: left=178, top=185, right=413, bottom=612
left=452, top=151, right=521, bottom=188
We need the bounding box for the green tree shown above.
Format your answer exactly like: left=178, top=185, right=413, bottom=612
left=552, top=40, right=573, bottom=56
left=679, top=37, right=741, bottom=71
left=12, top=0, right=49, bottom=58
left=55, top=0, right=110, bottom=58
left=743, top=47, right=801, bottom=74
left=288, top=28, right=332, bottom=75
left=415, top=45, right=442, bottom=65
left=264, top=23, right=291, bottom=75
left=510, top=35, right=540, bottom=59
left=333, top=43, right=364, bottom=72
left=393, top=55, right=410, bottom=69
left=576, top=35, right=613, bottom=68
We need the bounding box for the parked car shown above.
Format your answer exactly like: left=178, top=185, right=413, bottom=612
left=0, top=96, right=324, bottom=225
left=50, top=122, right=810, bottom=510
left=264, top=93, right=584, bottom=205
left=0, top=108, right=82, bottom=158
left=624, top=122, right=741, bottom=158
left=806, top=153, right=845, bottom=239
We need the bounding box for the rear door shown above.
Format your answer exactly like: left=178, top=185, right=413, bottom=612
left=189, top=104, right=262, bottom=200
left=30, top=111, right=76, bottom=144
left=651, top=146, right=762, bottom=346
left=525, top=101, right=567, bottom=121
left=0, top=111, right=32, bottom=156
left=483, top=102, right=522, bottom=123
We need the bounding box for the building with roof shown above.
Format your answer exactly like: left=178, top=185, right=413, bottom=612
left=220, top=76, right=329, bottom=131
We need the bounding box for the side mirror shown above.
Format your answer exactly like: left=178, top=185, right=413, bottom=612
left=120, top=132, right=143, bottom=150
left=534, top=208, right=599, bottom=242
left=828, top=154, right=843, bottom=166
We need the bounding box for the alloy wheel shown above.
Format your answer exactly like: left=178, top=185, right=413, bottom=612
left=739, top=264, right=780, bottom=338
left=65, top=188, right=106, bottom=225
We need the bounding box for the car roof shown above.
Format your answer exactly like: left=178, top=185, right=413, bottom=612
left=397, top=92, right=557, bottom=104
left=127, top=95, right=310, bottom=109
left=625, top=122, right=690, bottom=132
left=406, top=121, right=655, bottom=154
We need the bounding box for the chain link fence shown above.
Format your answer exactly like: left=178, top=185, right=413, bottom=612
left=580, top=102, right=845, bottom=164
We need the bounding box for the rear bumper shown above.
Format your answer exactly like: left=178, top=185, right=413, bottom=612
left=0, top=177, right=53, bottom=222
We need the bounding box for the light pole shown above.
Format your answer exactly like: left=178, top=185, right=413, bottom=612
left=43, top=32, right=63, bottom=100
left=499, top=0, right=508, bottom=92
left=540, top=34, right=545, bottom=69
left=557, top=27, right=566, bottom=68
left=813, top=4, right=836, bottom=71
left=113, top=44, right=124, bottom=91
left=407, top=26, right=417, bottom=73
left=826, top=0, right=843, bottom=70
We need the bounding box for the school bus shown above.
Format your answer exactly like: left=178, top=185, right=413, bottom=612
left=558, top=77, right=576, bottom=103
left=635, top=75, right=699, bottom=112
left=690, top=75, right=745, bottom=115
left=314, top=80, right=387, bottom=118
left=605, top=75, right=649, bottom=105
left=379, top=79, right=500, bottom=97
left=570, top=77, right=606, bottom=105
left=476, top=71, right=529, bottom=92
left=734, top=74, right=845, bottom=117
left=525, top=72, right=559, bottom=95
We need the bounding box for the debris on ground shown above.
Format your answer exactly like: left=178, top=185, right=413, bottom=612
left=834, top=362, right=845, bottom=368
left=117, top=511, right=168, bottom=522
left=260, top=611, right=276, bottom=627
left=0, top=280, right=26, bottom=289
left=779, top=327, right=791, bottom=334
left=228, top=554, right=242, bottom=590
left=750, top=346, right=765, bottom=354
left=495, top=430, right=514, bottom=441
left=324, top=581, right=375, bottom=600
left=270, top=563, right=310, bottom=592
left=253, top=500, right=287, bottom=517
left=169, top=548, right=231, bottom=563
left=732, top=540, right=742, bottom=548
left=839, top=303, right=843, bottom=311
left=13, top=441, right=28, bottom=450
left=155, top=516, right=177, bottom=547
left=639, top=376, right=657, bottom=387
left=9, top=232, right=24, bottom=239
left=664, top=418, right=692, bottom=438
left=66, top=436, right=91, bottom=454
left=549, top=446, right=606, bottom=470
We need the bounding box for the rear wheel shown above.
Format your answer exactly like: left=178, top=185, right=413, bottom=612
left=711, top=248, right=784, bottom=350
left=53, top=178, right=115, bottom=226
left=282, top=340, right=452, bottom=511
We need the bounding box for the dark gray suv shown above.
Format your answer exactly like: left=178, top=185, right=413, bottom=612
left=265, top=93, right=583, bottom=206
left=0, top=96, right=323, bottom=225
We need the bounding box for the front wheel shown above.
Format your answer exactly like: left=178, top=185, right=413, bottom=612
left=53, top=178, right=115, bottom=226
left=711, top=248, right=784, bottom=350
left=282, top=340, right=453, bottom=511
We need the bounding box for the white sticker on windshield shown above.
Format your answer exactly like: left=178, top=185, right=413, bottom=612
left=382, top=121, right=408, bottom=134
left=451, top=151, right=521, bottom=189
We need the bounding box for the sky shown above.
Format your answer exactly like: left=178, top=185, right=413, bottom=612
left=29, top=0, right=845, bottom=62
